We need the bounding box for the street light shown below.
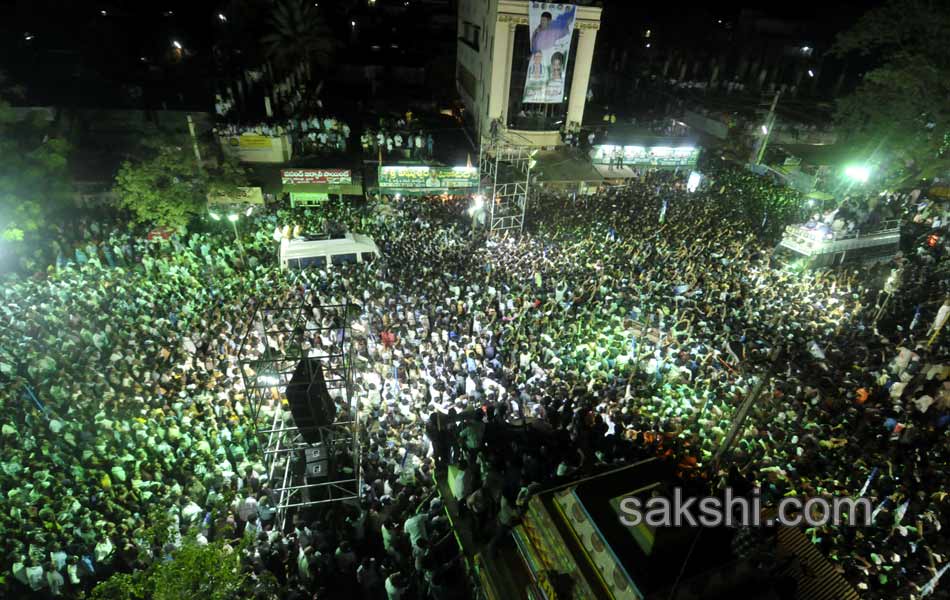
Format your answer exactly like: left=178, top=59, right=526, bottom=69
left=218, top=13, right=227, bottom=22
left=172, top=40, right=182, bottom=50
left=844, top=165, right=871, bottom=183
left=226, top=214, right=247, bottom=260
left=807, top=69, right=814, bottom=78
left=209, top=211, right=222, bottom=220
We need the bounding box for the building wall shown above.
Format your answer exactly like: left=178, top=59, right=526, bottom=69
left=457, top=0, right=500, bottom=134
left=457, top=0, right=601, bottom=145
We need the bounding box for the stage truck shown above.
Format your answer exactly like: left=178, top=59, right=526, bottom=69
left=773, top=219, right=901, bottom=268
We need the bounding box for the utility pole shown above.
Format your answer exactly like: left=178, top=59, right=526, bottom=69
left=711, top=345, right=784, bottom=466
left=753, top=90, right=781, bottom=166
left=186, top=114, right=203, bottom=172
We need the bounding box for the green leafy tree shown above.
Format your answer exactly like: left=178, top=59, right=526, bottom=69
left=114, top=142, right=248, bottom=230
left=261, top=0, right=337, bottom=72
left=0, top=74, right=72, bottom=242
left=86, top=540, right=248, bottom=600
left=830, top=0, right=950, bottom=184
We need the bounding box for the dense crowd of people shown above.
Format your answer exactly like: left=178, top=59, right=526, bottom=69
left=214, top=116, right=352, bottom=156
left=1, top=164, right=948, bottom=599
left=360, top=113, right=434, bottom=160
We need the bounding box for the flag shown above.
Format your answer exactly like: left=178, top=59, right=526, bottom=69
left=910, top=305, right=921, bottom=330
left=921, top=564, right=950, bottom=597
left=858, top=467, right=878, bottom=497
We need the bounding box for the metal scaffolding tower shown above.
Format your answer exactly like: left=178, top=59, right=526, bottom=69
left=238, top=300, right=361, bottom=530
left=478, top=130, right=534, bottom=236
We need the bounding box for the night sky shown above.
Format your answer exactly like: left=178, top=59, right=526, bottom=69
left=0, top=0, right=884, bottom=109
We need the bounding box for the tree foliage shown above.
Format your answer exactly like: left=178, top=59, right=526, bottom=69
left=830, top=0, right=950, bottom=184
left=85, top=540, right=247, bottom=600
left=0, top=73, right=72, bottom=242
left=261, top=0, right=337, bottom=71
left=113, top=141, right=248, bottom=230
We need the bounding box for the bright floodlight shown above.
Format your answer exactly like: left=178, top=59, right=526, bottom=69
left=394, top=193, right=401, bottom=200
left=807, top=69, right=814, bottom=77
left=227, top=213, right=239, bottom=222
left=245, top=206, right=253, bottom=217
left=473, top=194, right=485, bottom=209
left=209, top=211, right=221, bottom=220
left=218, top=13, right=227, bottom=21
left=844, top=165, right=871, bottom=183
left=760, top=125, right=768, bottom=135
left=687, top=171, right=702, bottom=193
left=172, top=40, right=182, bottom=49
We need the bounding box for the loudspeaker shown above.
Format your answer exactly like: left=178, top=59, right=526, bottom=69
left=304, top=445, right=328, bottom=462
left=305, top=459, right=329, bottom=478
left=286, top=358, right=337, bottom=443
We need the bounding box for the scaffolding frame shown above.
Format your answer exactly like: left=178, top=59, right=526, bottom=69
left=238, top=300, right=361, bottom=530
left=478, top=130, right=534, bottom=236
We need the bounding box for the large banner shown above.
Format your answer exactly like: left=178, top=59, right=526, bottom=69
left=523, top=2, right=576, bottom=104
left=379, top=166, right=478, bottom=189
left=236, top=135, right=273, bottom=149
left=281, top=169, right=352, bottom=185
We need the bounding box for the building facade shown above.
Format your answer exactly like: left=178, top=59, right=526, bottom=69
left=456, top=0, right=601, bottom=146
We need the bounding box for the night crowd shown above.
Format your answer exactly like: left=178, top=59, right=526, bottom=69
left=360, top=113, right=435, bottom=161
left=214, top=115, right=352, bottom=156
left=1, top=164, right=948, bottom=599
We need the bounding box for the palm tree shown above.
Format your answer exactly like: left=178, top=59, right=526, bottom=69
left=261, top=0, right=337, bottom=72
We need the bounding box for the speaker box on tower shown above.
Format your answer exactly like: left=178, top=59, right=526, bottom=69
left=286, top=358, right=337, bottom=443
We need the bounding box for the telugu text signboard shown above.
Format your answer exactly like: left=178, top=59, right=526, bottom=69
left=237, top=135, right=273, bottom=149
left=379, top=166, right=478, bottom=189
left=281, top=169, right=352, bottom=185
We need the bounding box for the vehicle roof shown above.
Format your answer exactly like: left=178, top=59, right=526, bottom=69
left=280, top=233, right=379, bottom=259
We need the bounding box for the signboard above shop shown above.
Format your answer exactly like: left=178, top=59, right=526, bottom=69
left=591, top=145, right=700, bottom=168
left=281, top=169, right=352, bottom=185
left=379, top=166, right=478, bottom=189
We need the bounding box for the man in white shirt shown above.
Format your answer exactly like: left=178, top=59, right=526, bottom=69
left=403, top=511, right=428, bottom=549
left=25, top=560, right=45, bottom=592
left=46, top=562, right=65, bottom=596
left=237, top=494, right=259, bottom=522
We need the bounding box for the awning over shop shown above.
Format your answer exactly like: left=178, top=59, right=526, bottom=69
left=533, top=150, right=604, bottom=183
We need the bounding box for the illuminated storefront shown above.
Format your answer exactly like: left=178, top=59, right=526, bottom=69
left=590, top=144, right=700, bottom=168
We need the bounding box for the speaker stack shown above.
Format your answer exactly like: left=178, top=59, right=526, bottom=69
left=285, top=358, right=337, bottom=443
left=285, top=358, right=338, bottom=486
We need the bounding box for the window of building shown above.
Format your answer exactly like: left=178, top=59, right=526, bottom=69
left=460, top=21, right=480, bottom=51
